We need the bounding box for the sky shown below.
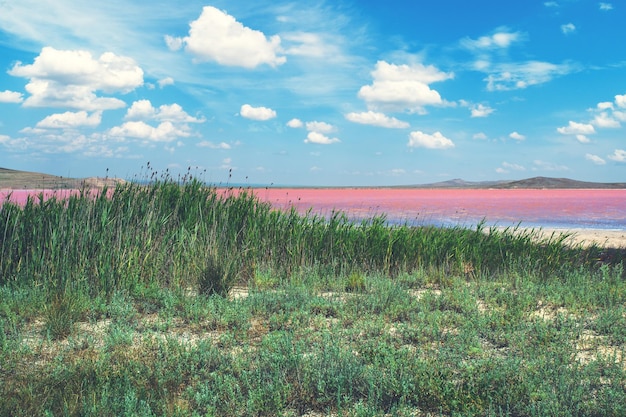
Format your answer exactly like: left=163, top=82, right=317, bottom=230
left=0, top=0, right=625, bottom=186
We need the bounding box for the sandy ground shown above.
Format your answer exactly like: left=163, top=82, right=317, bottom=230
left=514, top=227, right=626, bottom=248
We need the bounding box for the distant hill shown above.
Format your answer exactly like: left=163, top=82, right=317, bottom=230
left=1, top=167, right=624, bottom=190
left=489, top=176, right=626, bottom=189
left=0, top=167, right=125, bottom=189
left=406, top=178, right=509, bottom=189
left=399, top=176, right=626, bottom=189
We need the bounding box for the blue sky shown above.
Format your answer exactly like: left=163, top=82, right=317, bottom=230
left=0, top=0, right=625, bottom=186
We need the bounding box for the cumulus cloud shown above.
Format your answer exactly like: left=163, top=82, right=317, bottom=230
left=167, top=6, right=285, bottom=68
left=407, top=131, right=455, bottom=149
left=608, top=149, right=626, bottom=162
left=496, top=161, right=526, bottom=174
left=599, top=3, right=613, bottom=11
left=461, top=30, right=523, bottom=50
left=125, top=100, right=204, bottom=123
left=576, top=135, right=591, bottom=143
left=281, top=32, right=342, bottom=60
left=533, top=160, right=569, bottom=171
left=198, top=141, right=231, bottom=149
left=470, top=103, right=495, bottom=118
left=286, top=118, right=303, bottom=128
left=615, top=94, right=626, bottom=108
left=614, top=111, right=626, bottom=122
left=158, top=77, right=174, bottom=88
left=509, top=131, right=525, bottom=141
left=8, top=47, right=143, bottom=110
left=503, top=162, right=526, bottom=171
left=2, top=127, right=132, bottom=157
left=544, top=1, right=559, bottom=7
left=240, top=104, right=277, bottom=121
left=0, top=90, right=24, bottom=103
left=473, top=132, right=488, bottom=140
left=358, top=60, right=453, bottom=113
left=108, top=121, right=190, bottom=143
left=585, top=154, right=606, bottom=165
left=561, top=23, right=576, bottom=34
left=592, top=112, right=621, bottom=128
left=306, top=121, right=335, bottom=134
left=345, top=111, right=409, bottom=128
left=125, top=100, right=156, bottom=120
left=485, top=61, right=576, bottom=91
left=557, top=121, right=596, bottom=135
left=305, top=131, right=340, bottom=145
left=36, top=110, right=102, bottom=129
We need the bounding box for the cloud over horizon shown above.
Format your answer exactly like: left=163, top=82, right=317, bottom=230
left=166, top=6, right=286, bottom=69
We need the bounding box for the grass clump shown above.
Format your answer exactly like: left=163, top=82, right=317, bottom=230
left=1, top=170, right=625, bottom=416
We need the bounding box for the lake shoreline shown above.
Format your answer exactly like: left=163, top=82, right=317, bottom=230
left=3, top=187, right=625, bottom=248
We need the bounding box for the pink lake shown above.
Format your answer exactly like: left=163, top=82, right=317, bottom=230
left=250, top=188, right=626, bottom=230
left=2, top=187, right=625, bottom=230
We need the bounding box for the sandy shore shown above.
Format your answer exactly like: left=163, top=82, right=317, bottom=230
left=508, top=227, right=626, bottom=249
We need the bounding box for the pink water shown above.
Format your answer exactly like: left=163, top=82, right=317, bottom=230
left=252, top=188, right=626, bottom=230
left=2, top=188, right=625, bottom=230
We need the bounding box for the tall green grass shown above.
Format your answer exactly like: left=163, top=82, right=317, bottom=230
left=0, top=176, right=617, bottom=301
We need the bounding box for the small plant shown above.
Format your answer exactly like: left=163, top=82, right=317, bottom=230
left=198, top=252, right=237, bottom=297
left=43, top=292, right=85, bottom=340
left=345, top=271, right=366, bottom=292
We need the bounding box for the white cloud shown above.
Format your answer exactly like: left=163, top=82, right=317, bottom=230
left=2, top=127, right=133, bottom=157
left=108, top=121, right=190, bottom=142
left=557, top=121, right=596, bottom=135
left=306, top=121, right=335, bottom=133
left=544, top=1, right=559, bottom=7
left=509, top=131, right=525, bottom=141
left=614, top=111, right=626, bottom=122
left=126, top=100, right=156, bottom=120
left=533, top=160, right=569, bottom=171
left=597, top=101, right=613, bottom=110
left=305, top=131, right=340, bottom=145
left=561, top=23, right=576, bottom=35
left=286, top=118, right=303, bottom=128
left=36, top=110, right=102, bottom=129
left=158, top=103, right=204, bottom=123
left=576, top=135, right=591, bottom=143
left=473, top=132, right=488, bottom=140
left=470, top=104, right=495, bottom=118
left=282, top=32, right=340, bottom=59
left=615, top=94, right=626, bottom=108
left=608, top=149, right=626, bottom=162
left=240, top=104, right=277, bottom=121
left=164, top=35, right=184, bottom=51
left=158, top=77, right=174, bottom=88
left=497, top=161, right=526, bottom=173
left=585, top=154, right=606, bottom=165
left=461, top=30, right=523, bottom=50
left=592, top=112, right=621, bottom=128
left=599, top=3, right=613, bottom=11
left=0, top=90, right=24, bottom=103
left=503, top=162, right=526, bottom=171
left=345, top=111, right=409, bottom=128
left=8, top=47, right=143, bottom=110
left=485, top=61, right=576, bottom=91
left=198, top=141, right=231, bottom=149
left=125, top=100, right=204, bottom=123
left=169, top=6, right=285, bottom=69
left=357, top=60, right=453, bottom=113
left=407, top=131, right=455, bottom=149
